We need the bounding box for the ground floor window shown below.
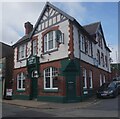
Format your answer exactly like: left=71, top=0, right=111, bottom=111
left=100, top=74, right=106, bottom=86
left=44, top=67, right=58, bottom=89
left=82, top=68, right=87, bottom=89
left=103, top=75, right=106, bottom=83
left=89, top=70, right=93, bottom=88
left=100, top=74, right=102, bottom=86
left=17, top=72, right=25, bottom=90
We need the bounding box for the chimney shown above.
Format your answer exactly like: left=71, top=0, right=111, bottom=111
left=24, top=21, right=33, bottom=35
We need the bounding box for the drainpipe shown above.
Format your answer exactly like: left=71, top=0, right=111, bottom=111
left=79, top=32, right=83, bottom=101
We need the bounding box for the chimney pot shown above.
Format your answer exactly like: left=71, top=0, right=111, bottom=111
left=24, top=21, right=33, bottom=35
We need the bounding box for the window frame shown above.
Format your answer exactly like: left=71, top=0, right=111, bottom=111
left=44, top=67, right=58, bottom=90
left=32, top=39, right=37, bottom=55
left=80, top=35, right=85, bottom=52
left=99, top=74, right=102, bottom=86
left=18, top=44, right=26, bottom=60
left=89, top=70, right=93, bottom=88
left=17, top=72, right=25, bottom=90
left=44, top=30, right=57, bottom=53
left=83, top=68, right=87, bottom=89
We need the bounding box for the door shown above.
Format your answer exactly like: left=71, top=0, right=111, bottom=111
left=66, top=73, right=76, bottom=102
left=30, top=69, right=38, bottom=99
left=31, top=77, right=38, bottom=99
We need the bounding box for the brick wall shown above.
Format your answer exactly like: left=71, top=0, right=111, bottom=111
left=38, top=60, right=66, bottom=96
left=13, top=67, right=31, bottom=95
left=80, top=60, right=111, bottom=90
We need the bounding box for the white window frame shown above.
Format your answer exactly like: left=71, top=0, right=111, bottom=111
left=88, top=41, right=92, bottom=56
left=89, top=70, right=93, bottom=88
left=44, top=67, right=58, bottom=90
left=103, top=75, right=106, bottom=83
left=80, top=34, right=85, bottom=52
left=83, top=68, right=87, bottom=89
left=44, top=31, right=57, bottom=53
left=32, top=40, right=37, bottom=55
left=17, top=72, right=25, bottom=90
left=100, top=74, right=102, bottom=86
left=18, top=44, right=26, bottom=60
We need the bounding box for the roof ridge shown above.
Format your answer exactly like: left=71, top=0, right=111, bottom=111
left=83, top=21, right=101, bottom=27
left=0, top=41, right=12, bottom=47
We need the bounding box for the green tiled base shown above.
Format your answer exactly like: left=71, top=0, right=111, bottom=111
left=12, top=94, right=30, bottom=100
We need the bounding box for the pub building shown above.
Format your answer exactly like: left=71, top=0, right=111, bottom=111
left=13, top=2, right=111, bottom=102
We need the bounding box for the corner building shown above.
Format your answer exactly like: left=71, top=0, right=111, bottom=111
left=13, top=2, right=111, bottom=102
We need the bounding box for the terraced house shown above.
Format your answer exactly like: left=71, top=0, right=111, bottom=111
left=13, top=2, right=111, bottom=102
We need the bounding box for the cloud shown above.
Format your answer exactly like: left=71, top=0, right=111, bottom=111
left=2, top=2, right=45, bottom=45
left=53, top=2, right=87, bottom=23
left=1, top=1, right=118, bottom=63
left=2, top=2, right=87, bottom=45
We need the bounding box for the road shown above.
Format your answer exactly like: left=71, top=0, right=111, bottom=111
left=2, top=95, right=120, bottom=118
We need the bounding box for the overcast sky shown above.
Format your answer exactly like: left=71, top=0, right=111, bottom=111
left=1, top=1, right=119, bottom=63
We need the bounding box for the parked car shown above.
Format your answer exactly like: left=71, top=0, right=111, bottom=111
left=96, top=82, right=120, bottom=98
left=113, top=77, right=120, bottom=84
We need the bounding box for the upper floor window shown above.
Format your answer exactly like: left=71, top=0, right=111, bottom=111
left=96, top=32, right=103, bottom=49
left=97, top=50, right=101, bottom=65
left=32, top=40, right=37, bottom=55
left=105, top=56, right=108, bottom=67
left=88, top=41, right=93, bottom=57
left=18, top=44, right=26, bottom=60
left=44, top=31, right=57, bottom=53
left=85, top=39, right=88, bottom=54
left=17, top=72, right=25, bottom=90
left=44, top=67, right=58, bottom=89
left=101, top=53, right=104, bottom=67
left=80, top=35, right=85, bottom=52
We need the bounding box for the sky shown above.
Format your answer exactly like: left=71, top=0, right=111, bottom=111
left=1, top=1, right=119, bottom=63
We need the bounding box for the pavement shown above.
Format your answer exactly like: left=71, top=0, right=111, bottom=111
left=2, top=96, right=100, bottom=109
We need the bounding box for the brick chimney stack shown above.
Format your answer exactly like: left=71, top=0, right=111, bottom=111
left=24, top=21, right=33, bottom=35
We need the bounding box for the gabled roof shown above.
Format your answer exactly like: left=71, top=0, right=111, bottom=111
left=83, top=22, right=101, bottom=35
left=13, top=33, right=31, bottom=48
left=30, top=2, right=93, bottom=40
left=13, top=2, right=110, bottom=52
left=30, top=2, right=75, bottom=38
left=84, top=22, right=111, bottom=52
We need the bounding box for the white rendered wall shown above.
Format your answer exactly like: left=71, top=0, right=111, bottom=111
left=38, top=20, right=70, bottom=63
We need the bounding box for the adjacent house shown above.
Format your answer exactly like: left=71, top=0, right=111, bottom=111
left=0, top=42, right=14, bottom=99
left=111, top=63, right=120, bottom=79
left=13, top=2, right=111, bottom=102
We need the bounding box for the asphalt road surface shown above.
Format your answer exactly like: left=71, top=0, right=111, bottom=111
left=2, top=95, right=120, bottom=118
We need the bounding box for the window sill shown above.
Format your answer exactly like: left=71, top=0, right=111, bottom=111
left=17, top=58, right=27, bottom=62
left=83, top=87, right=87, bottom=89
left=16, top=90, right=25, bottom=92
left=43, top=89, right=58, bottom=93
left=43, top=48, right=58, bottom=55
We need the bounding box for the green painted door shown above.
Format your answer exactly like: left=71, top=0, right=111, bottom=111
left=66, top=73, right=76, bottom=102
left=31, top=77, right=38, bottom=99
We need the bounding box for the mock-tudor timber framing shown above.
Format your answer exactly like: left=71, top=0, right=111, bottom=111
left=13, top=2, right=111, bottom=103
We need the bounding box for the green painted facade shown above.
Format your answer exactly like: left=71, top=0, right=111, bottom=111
left=13, top=95, right=30, bottom=100
left=13, top=58, right=94, bottom=103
